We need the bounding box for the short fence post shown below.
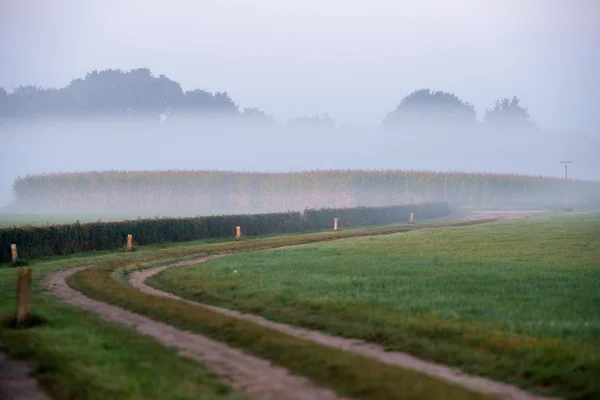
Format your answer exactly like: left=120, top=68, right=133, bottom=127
left=126, top=234, right=133, bottom=251
left=10, top=244, right=18, bottom=262
left=235, top=226, right=241, bottom=240
left=333, top=218, right=339, bottom=231
left=16, top=267, right=32, bottom=325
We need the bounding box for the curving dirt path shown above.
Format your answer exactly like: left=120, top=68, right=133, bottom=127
left=45, top=265, right=351, bottom=400
left=459, top=210, right=546, bottom=222
left=43, top=210, right=552, bottom=400
left=130, top=211, right=557, bottom=400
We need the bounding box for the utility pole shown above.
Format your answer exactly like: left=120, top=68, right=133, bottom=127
left=560, top=161, right=573, bottom=209
left=444, top=175, right=447, bottom=201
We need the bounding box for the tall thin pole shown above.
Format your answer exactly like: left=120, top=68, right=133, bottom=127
left=444, top=175, right=447, bottom=201
left=560, top=161, right=573, bottom=209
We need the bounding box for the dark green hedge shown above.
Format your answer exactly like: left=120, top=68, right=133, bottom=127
left=0, top=202, right=450, bottom=263
left=301, top=202, right=449, bottom=230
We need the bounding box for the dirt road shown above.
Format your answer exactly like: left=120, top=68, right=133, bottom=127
left=0, top=353, right=51, bottom=400
left=130, top=249, right=556, bottom=400
left=459, top=210, right=546, bottom=222
left=44, top=265, right=351, bottom=400
left=32, top=210, right=554, bottom=400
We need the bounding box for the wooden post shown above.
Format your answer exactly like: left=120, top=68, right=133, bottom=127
left=126, top=234, right=133, bottom=251
left=409, top=213, right=414, bottom=223
left=16, top=267, right=32, bottom=325
left=10, top=244, right=18, bottom=262
left=333, top=218, right=339, bottom=231
left=235, top=226, right=241, bottom=240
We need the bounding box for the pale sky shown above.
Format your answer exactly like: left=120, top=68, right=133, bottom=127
left=1, top=0, right=599, bottom=134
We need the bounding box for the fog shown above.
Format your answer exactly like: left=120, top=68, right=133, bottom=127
left=1, top=114, right=598, bottom=209
left=1, top=0, right=599, bottom=212
left=2, top=0, right=600, bottom=131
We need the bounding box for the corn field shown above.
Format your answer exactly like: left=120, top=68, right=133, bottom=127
left=10, top=169, right=600, bottom=214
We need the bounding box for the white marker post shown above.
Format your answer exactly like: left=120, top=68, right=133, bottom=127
left=10, top=244, right=18, bottom=262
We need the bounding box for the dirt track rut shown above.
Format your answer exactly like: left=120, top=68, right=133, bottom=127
left=129, top=211, right=557, bottom=400
left=45, top=266, right=351, bottom=400
left=43, top=210, right=555, bottom=400
left=132, top=262, right=555, bottom=400
left=0, top=353, right=51, bottom=400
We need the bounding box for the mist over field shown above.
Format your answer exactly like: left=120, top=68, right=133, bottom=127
left=1, top=0, right=599, bottom=213
left=1, top=110, right=598, bottom=205
left=1, top=111, right=599, bottom=214
left=3, top=4, right=600, bottom=400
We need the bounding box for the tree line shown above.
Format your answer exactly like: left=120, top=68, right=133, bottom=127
left=0, top=67, right=540, bottom=133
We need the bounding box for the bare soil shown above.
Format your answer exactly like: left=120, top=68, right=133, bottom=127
left=130, top=211, right=558, bottom=400
left=44, top=266, right=350, bottom=400
left=0, top=353, right=51, bottom=400
left=458, top=210, right=546, bottom=222
left=28, top=210, right=552, bottom=400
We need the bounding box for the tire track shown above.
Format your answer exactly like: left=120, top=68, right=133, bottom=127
left=0, top=353, right=51, bottom=400
left=131, top=212, right=556, bottom=400
left=45, top=266, right=351, bottom=400
left=45, top=211, right=551, bottom=400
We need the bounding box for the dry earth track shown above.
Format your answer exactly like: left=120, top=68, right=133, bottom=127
left=1, top=209, right=549, bottom=400
left=45, top=265, right=351, bottom=400
left=129, top=211, right=555, bottom=400
left=0, top=353, right=51, bottom=400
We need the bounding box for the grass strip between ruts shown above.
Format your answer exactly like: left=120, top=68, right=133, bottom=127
left=67, top=219, right=502, bottom=400
left=148, top=212, right=600, bottom=400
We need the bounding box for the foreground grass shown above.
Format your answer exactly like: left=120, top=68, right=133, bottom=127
left=67, top=218, right=499, bottom=400
left=150, top=212, right=600, bottom=400
left=0, top=256, right=244, bottom=400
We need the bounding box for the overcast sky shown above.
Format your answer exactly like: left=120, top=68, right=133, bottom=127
left=1, top=0, right=599, bottom=134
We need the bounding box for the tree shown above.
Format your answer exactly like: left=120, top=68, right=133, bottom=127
left=0, top=68, right=241, bottom=120
left=8, top=85, right=62, bottom=116
left=287, top=114, right=335, bottom=131
left=381, top=89, right=476, bottom=133
left=484, top=96, right=533, bottom=130
left=241, top=107, right=275, bottom=124
left=181, top=90, right=238, bottom=115
left=0, top=87, right=8, bottom=116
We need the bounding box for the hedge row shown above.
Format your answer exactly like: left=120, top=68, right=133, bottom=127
left=0, top=202, right=450, bottom=263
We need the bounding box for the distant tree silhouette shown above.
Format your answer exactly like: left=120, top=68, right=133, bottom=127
left=0, top=68, right=239, bottom=120
left=287, top=114, right=335, bottom=131
left=0, top=69, right=549, bottom=138
left=381, top=89, right=477, bottom=133
left=484, top=96, right=534, bottom=130
left=0, top=87, right=9, bottom=116
left=241, top=107, right=275, bottom=124
left=181, top=89, right=238, bottom=115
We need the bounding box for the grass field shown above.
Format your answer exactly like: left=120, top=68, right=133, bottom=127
left=1, top=217, right=499, bottom=400
left=0, top=251, right=245, bottom=400
left=148, top=212, right=600, bottom=399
